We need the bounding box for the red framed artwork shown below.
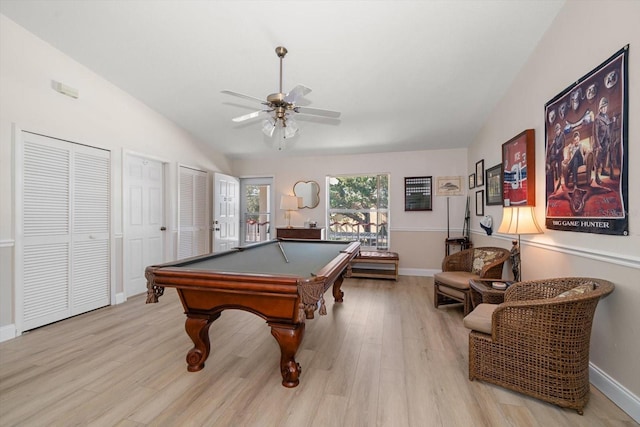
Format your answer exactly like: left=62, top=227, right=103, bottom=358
left=501, top=129, right=535, bottom=206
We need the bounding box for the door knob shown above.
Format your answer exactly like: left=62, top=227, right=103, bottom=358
left=160, top=226, right=166, bottom=231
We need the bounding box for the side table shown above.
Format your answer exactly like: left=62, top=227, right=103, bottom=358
left=469, top=279, right=514, bottom=309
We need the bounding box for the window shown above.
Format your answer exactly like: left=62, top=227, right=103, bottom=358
left=327, top=174, right=389, bottom=250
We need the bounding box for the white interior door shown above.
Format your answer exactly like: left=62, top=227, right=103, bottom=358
left=213, top=172, right=239, bottom=252
left=124, top=154, right=165, bottom=297
left=178, top=165, right=209, bottom=259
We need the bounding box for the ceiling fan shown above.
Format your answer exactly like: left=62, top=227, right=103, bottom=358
left=221, top=46, right=341, bottom=141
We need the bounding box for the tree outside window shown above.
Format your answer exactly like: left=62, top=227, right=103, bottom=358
left=327, top=174, right=389, bottom=249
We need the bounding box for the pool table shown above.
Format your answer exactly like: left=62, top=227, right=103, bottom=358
left=145, top=238, right=360, bottom=387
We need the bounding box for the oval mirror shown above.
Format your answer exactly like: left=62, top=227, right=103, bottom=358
left=293, top=180, right=320, bottom=209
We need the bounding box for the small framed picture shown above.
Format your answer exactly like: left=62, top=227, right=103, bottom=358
left=475, top=160, right=485, bottom=187
left=435, top=176, right=464, bottom=196
left=404, top=176, right=432, bottom=211
left=485, top=164, right=503, bottom=206
left=476, top=190, right=484, bottom=216
left=468, top=173, right=476, bottom=189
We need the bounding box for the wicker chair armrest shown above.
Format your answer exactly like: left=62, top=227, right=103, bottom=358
left=504, top=281, right=565, bottom=301
left=504, top=277, right=614, bottom=302
left=490, top=280, right=613, bottom=344
left=490, top=299, right=579, bottom=344
left=441, top=249, right=473, bottom=272
left=479, top=262, right=506, bottom=279
left=477, top=248, right=510, bottom=279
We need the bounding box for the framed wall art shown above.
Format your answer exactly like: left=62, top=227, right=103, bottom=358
left=404, top=176, right=432, bottom=211
left=485, top=163, right=503, bottom=206
left=475, top=160, right=484, bottom=187
left=475, top=190, right=484, bottom=216
left=545, top=45, right=629, bottom=236
left=501, top=129, right=535, bottom=206
left=468, top=173, right=475, bottom=189
left=435, top=176, right=464, bottom=196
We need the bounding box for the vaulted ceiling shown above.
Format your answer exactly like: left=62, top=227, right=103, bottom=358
left=1, top=1, right=565, bottom=159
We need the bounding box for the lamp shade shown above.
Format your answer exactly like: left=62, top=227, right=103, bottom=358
left=280, top=195, right=300, bottom=211
left=497, top=206, right=543, bottom=235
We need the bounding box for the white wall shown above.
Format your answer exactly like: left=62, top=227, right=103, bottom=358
left=0, top=15, right=231, bottom=336
left=468, top=0, right=640, bottom=419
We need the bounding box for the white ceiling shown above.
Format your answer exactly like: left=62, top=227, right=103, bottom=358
left=1, top=0, right=565, bottom=159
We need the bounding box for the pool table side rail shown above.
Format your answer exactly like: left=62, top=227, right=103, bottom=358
left=145, top=241, right=361, bottom=304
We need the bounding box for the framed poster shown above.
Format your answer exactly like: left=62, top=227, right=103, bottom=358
left=545, top=45, right=629, bottom=236
left=468, top=173, right=475, bottom=189
left=485, top=164, right=503, bottom=206
left=435, top=176, right=464, bottom=196
left=475, top=160, right=485, bottom=186
left=502, top=129, right=535, bottom=206
left=404, top=176, right=432, bottom=211
left=475, top=190, right=484, bottom=216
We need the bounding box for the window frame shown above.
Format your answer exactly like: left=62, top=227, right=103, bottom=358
left=325, top=173, right=390, bottom=250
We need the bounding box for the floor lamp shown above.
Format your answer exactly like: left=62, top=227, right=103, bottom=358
left=280, top=195, right=300, bottom=228
left=497, top=206, right=543, bottom=281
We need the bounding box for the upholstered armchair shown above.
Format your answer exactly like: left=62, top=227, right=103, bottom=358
left=433, top=247, right=510, bottom=315
left=464, top=277, right=614, bottom=414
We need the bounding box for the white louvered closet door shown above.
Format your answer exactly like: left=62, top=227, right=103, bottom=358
left=71, top=145, right=110, bottom=314
left=20, top=132, right=110, bottom=332
left=178, top=166, right=208, bottom=259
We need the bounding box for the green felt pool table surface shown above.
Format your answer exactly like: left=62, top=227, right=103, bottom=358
left=171, top=239, right=355, bottom=277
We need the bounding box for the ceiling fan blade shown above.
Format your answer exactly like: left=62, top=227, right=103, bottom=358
left=284, top=84, right=312, bottom=103
left=294, top=106, right=341, bottom=118
left=221, top=90, right=267, bottom=104
left=232, top=110, right=270, bottom=122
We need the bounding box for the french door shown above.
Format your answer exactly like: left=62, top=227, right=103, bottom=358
left=239, top=177, right=273, bottom=245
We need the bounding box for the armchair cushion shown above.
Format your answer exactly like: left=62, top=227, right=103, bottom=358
left=433, top=271, right=478, bottom=290
left=471, top=249, right=503, bottom=275
left=556, top=282, right=595, bottom=298
left=463, top=303, right=498, bottom=334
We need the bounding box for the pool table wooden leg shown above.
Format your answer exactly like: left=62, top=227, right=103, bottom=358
left=332, top=275, right=345, bottom=303
left=270, top=322, right=305, bottom=387
left=184, top=313, right=220, bottom=372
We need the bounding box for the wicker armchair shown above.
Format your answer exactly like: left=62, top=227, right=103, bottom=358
left=434, top=247, right=510, bottom=315
left=466, top=277, right=614, bottom=414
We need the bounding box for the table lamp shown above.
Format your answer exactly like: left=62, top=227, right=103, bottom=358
left=497, top=206, right=543, bottom=281
left=280, top=195, right=300, bottom=228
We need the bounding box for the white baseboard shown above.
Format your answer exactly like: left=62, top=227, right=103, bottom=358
left=115, top=292, right=126, bottom=305
left=590, top=362, right=640, bottom=423
left=398, top=268, right=438, bottom=277
left=0, top=324, right=16, bottom=343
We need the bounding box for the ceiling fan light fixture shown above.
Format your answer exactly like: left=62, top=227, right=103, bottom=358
left=283, top=118, right=298, bottom=139
left=222, top=46, right=341, bottom=149
left=262, top=117, right=276, bottom=137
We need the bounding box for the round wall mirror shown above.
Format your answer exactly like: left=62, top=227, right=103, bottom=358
left=293, top=180, right=320, bottom=209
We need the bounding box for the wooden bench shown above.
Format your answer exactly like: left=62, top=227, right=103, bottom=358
left=345, top=251, right=399, bottom=281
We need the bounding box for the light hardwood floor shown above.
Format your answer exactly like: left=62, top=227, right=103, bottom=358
left=0, top=276, right=636, bottom=426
